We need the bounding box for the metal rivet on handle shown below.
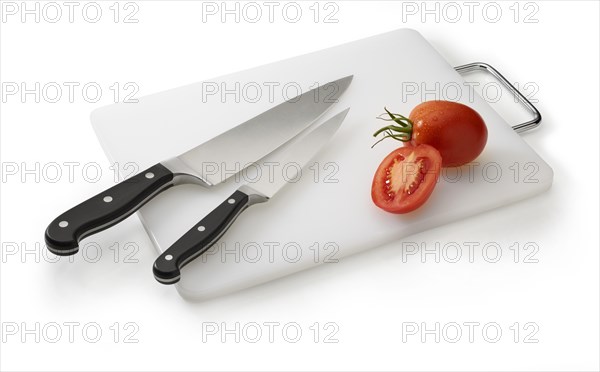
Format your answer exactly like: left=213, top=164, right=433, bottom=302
left=58, top=221, right=68, bottom=228
left=228, top=199, right=235, bottom=204
left=165, top=255, right=173, bottom=261
left=103, top=196, right=113, bottom=203
left=145, top=172, right=155, bottom=179
left=197, top=226, right=206, bottom=232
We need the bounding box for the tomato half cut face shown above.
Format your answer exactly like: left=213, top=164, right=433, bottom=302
left=371, top=144, right=442, bottom=214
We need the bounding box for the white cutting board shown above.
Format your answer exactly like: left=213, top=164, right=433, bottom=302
left=91, top=29, right=553, bottom=300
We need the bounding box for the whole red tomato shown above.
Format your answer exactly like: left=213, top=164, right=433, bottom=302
left=373, top=101, right=488, bottom=167
left=409, top=101, right=487, bottom=167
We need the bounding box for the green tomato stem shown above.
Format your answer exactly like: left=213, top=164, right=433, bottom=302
left=372, top=107, right=414, bottom=148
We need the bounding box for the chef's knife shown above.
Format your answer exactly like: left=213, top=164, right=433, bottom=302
left=45, top=76, right=353, bottom=256
left=152, top=108, right=350, bottom=284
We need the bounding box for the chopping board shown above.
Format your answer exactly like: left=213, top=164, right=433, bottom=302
left=91, top=29, right=553, bottom=299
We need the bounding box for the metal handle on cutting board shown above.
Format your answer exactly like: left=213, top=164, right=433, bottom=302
left=455, top=62, right=541, bottom=133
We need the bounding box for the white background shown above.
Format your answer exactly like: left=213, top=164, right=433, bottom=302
left=1, top=1, right=598, bottom=371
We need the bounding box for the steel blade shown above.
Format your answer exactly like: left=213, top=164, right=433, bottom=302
left=172, top=76, right=353, bottom=186
left=241, top=108, right=350, bottom=199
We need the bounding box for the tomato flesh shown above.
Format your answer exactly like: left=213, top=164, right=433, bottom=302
left=372, top=145, right=441, bottom=214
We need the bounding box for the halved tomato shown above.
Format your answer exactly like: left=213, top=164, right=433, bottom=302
left=371, top=144, right=442, bottom=214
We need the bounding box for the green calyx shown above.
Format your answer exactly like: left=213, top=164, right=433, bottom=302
left=372, top=107, right=413, bottom=148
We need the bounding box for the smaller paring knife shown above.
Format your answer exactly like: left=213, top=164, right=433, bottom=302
left=45, top=76, right=353, bottom=256
left=153, top=108, right=350, bottom=284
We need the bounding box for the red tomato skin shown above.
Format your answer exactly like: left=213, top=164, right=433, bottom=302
left=408, top=101, right=487, bottom=167
left=371, top=145, right=442, bottom=214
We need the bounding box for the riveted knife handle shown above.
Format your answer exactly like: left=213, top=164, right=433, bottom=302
left=153, top=190, right=251, bottom=285
left=45, top=163, right=174, bottom=256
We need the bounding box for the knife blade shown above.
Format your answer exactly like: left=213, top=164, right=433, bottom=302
left=45, top=76, right=353, bottom=256
left=152, top=108, right=350, bottom=284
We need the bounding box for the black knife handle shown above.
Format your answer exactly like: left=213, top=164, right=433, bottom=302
left=45, top=163, right=174, bottom=256
left=153, top=190, right=251, bottom=285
